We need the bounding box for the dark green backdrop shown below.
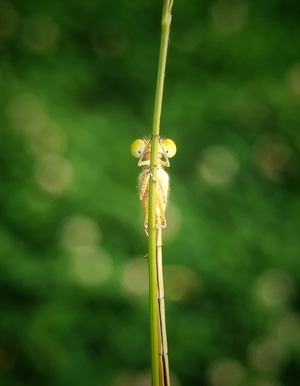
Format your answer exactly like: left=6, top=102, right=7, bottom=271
left=1, top=0, right=300, bottom=385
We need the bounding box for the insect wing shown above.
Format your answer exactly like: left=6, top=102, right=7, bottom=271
left=156, top=168, right=169, bottom=205
left=138, top=169, right=149, bottom=201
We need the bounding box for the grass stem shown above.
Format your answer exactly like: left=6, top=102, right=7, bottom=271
left=148, top=1, right=174, bottom=385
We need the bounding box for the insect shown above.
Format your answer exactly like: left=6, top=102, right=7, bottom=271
left=130, top=137, right=176, bottom=232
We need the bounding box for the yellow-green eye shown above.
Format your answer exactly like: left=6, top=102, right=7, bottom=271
left=130, top=139, right=146, bottom=158
left=162, top=139, right=177, bottom=158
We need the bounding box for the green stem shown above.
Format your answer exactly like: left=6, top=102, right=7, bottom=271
left=148, top=1, right=173, bottom=386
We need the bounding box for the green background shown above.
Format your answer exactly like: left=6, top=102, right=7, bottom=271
left=1, top=0, right=300, bottom=385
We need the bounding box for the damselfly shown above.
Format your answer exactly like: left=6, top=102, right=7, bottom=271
left=130, top=137, right=176, bottom=232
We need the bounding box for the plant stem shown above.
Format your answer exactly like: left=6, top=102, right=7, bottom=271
left=148, top=1, right=174, bottom=385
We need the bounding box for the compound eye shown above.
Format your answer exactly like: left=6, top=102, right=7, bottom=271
left=130, top=139, right=146, bottom=158
left=162, top=139, right=177, bottom=158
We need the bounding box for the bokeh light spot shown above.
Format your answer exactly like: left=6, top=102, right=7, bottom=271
left=286, top=63, right=300, bottom=99
left=251, top=377, right=283, bottom=386
left=0, top=1, right=18, bottom=37
left=164, top=264, right=202, bottom=302
left=273, top=313, right=300, bottom=349
left=253, top=135, right=294, bottom=182
left=164, top=204, right=182, bottom=241
left=248, top=336, right=288, bottom=373
left=6, top=92, right=48, bottom=133
left=60, top=214, right=101, bottom=252
left=207, top=357, right=247, bottom=386
left=22, top=13, right=60, bottom=52
left=35, top=154, right=74, bottom=195
left=27, top=120, right=68, bottom=156
left=71, top=246, right=113, bottom=286
left=210, top=0, right=248, bottom=34
left=254, top=268, right=295, bottom=308
left=111, top=372, right=135, bottom=386
left=112, top=370, right=180, bottom=386
left=198, top=146, right=240, bottom=186
left=121, top=258, right=148, bottom=297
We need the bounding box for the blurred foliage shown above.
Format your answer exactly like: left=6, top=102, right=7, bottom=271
left=1, top=0, right=300, bottom=385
